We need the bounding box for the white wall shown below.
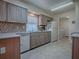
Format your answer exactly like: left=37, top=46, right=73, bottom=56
left=74, top=0, right=79, bottom=32
left=53, top=9, right=76, bottom=40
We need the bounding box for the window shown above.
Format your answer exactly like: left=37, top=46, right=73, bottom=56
left=26, top=15, right=38, bottom=32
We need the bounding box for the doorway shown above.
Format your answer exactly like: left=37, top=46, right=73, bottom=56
left=58, top=17, right=70, bottom=40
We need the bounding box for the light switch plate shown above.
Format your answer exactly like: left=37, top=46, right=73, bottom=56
left=0, top=48, right=1, bottom=53
left=0, top=47, right=6, bottom=54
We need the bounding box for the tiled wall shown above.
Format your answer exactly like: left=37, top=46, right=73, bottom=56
left=0, top=21, right=26, bottom=33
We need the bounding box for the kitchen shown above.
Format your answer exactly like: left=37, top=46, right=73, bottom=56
left=0, top=0, right=52, bottom=59
left=0, top=0, right=79, bottom=59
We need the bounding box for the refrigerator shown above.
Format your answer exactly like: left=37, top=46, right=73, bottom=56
left=46, top=21, right=58, bottom=42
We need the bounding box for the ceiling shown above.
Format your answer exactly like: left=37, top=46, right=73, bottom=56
left=22, top=0, right=75, bottom=14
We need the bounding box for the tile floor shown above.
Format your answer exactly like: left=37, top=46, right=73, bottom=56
left=21, top=38, right=72, bottom=59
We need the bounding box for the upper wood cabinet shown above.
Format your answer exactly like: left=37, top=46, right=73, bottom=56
left=0, top=1, right=7, bottom=21
left=38, top=15, right=48, bottom=25
left=7, top=3, right=27, bottom=23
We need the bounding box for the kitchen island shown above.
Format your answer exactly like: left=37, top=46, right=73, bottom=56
left=71, top=33, right=79, bottom=59
left=0, top=33, right=20, bottom=59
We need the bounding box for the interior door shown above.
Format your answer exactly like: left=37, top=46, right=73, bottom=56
left=59, top=17, right=70, bottom=40
left=51, top=21, right=58, bottom=42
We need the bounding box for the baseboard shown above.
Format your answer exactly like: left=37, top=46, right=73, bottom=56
left=52, top=40, right=58, bottom=42
left=20, top=42, right=50, bottom=54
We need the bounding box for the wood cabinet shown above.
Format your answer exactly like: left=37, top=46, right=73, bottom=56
left=0, top=1, right=27, bottom=23
left=0, top=37, right=20, bottom=59
left=30, top=32, right=51, bottom=49
left=0, top=1, right=7, bottom=21
left=7, top=3, right=27, bottom=23
left=72, top=37, right=79, bottom=59
left=38, top=15, right=48, bottom=25
left=39, top=32, right=45, bottom=45
left=30, top=33, right=40, bottom=49
left=44, top=32, right=51, bottom=43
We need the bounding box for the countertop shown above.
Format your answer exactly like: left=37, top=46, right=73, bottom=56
left=71, top=32, right=79, bottom=37
left=0, top=33, right=20, bottom=39
left=0, top=31, right=50, bottom=39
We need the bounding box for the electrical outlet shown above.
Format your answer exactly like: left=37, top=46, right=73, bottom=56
left=0, top=47, right=6, bottom=54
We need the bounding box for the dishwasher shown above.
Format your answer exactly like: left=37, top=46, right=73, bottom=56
left=16, top=33, right=30, bottom=59
left=16, top=33, right=30, bottom=53
left=20, top=35, right=30, bottom=53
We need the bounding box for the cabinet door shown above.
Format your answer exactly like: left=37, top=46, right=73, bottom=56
left=30, top=33, right=40, bottom=49
left=0, top=1, right=7, bottom=21
left=42, top=16, right=47, bottom=25
left=7, top=3, right=27, bottom=23
left=39, top=32, right=45, bottom=45
left=19, top=7, right=27, bottom=23
left=39, top=15, right=47, bottom=25
left=44, top=32, right=50, bottom=43
left=0, top=37, right=20, bottom=59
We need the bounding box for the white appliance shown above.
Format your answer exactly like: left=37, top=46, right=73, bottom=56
left=46, top=21, right=58, bottom=42
left=21, top=52, right=30, bottom=59
left=20, top=35, right=30, bottom=53
left=16, top=33, right=30, bottom=53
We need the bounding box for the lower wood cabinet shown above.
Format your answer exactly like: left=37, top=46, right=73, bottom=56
left=44, top=32, right=51, bottom=44
left=39, top=33, right=45, bottom=45
left=72, top=37, right=79, bottom=59
left=30, top=32, right=51, bottom=49
left=0, top=37, right=20, bottom=59
left=30, top=32, right=39, bottom=49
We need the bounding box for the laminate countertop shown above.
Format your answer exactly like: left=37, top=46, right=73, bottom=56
left=0, top=31, right=50, bottom=39
left=0, top=33, right=20, bottom=39
left=71, top=32, right=79, bottom=37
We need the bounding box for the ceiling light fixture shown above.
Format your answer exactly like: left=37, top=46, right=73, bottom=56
left=28, top=13, right=35, bottom=16
left=51, top=2, right=73, bottom=11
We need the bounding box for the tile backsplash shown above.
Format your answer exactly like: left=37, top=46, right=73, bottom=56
left=0, top=21, right=26, bottom=33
